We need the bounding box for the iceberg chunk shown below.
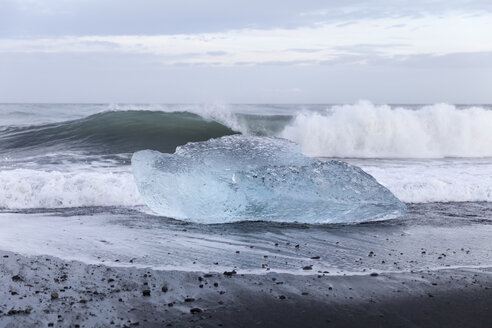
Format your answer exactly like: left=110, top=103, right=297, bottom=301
left=132, top=135, right=406, bottom=224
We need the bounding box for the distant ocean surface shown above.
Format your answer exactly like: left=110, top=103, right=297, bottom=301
left=0, top=102, right=491, bottom=274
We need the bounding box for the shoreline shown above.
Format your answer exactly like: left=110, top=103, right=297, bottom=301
left=1, top=250, right=491, bottom=327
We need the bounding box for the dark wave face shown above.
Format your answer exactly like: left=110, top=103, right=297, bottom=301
left=0, top=110, right=238, bottom=155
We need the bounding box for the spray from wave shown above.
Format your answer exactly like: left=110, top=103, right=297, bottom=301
left=279, top=101, right=492, bottom=158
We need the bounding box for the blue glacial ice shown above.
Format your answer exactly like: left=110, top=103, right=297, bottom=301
left=132, top=135, right=406, bottom=224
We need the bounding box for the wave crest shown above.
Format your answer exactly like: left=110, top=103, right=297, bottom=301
left=279, top=101, right=492, bottom=158
left=0, top=110, right=237, bottom=155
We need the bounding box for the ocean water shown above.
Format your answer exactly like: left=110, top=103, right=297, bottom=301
left=0, top=102, right=491, bottom=274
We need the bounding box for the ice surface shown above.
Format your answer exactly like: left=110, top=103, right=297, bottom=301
left=132, top=136, right=406, bottom=224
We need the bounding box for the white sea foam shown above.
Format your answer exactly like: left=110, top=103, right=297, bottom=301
left=356, top=159, right=492, bottom=203
left=0, top=169, right=143, bottom=209
left=279, top=101, right=492, bottom=158
left=1, top=158, right=491, bottom=209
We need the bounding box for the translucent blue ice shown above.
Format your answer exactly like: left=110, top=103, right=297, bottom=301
left=132, top=136, right=406, bottom=224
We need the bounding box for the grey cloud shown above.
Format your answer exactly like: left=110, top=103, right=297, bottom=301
left=256, top=60, right=319, bottom=66
left=234, top=61, right=256, bottom=66
left=389, top=52, right=492, bottom=68
left=387, top=24, right=406, bottom=28
left=161, top=52, right=203, bottom=60
left=333, top=43, right=410, bottom=55
left=335, top=21, right=358, bottom=28
left=1, top=0, right=492, bottom=37
left=171, top=61, right=223, bottom=67
left=232, top=60, right=319, bottom=66
left=206, top=51, right=228, bottom=56
left=319, top=51, right=492, bottom=68
left=77, top=40, right=121, bottom=50
left=287, top=48, right=323, bottom=53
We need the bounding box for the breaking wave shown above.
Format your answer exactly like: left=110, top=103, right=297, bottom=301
left=0, top=110, right=237, bottom=155
left=2, top=102, right=491, bottom=158
left=279, top=101, right=492, bottom=158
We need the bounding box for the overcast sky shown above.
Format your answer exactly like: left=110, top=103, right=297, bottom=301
left=1, top=0, right=491, bottom=103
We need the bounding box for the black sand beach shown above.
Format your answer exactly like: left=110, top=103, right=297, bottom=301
left=1, top=250, right=491, bottom=328
left=1, top=202, right=492, bottom=327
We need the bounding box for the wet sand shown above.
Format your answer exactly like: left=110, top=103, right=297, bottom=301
left=1, top=250, right=491, bottom=328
